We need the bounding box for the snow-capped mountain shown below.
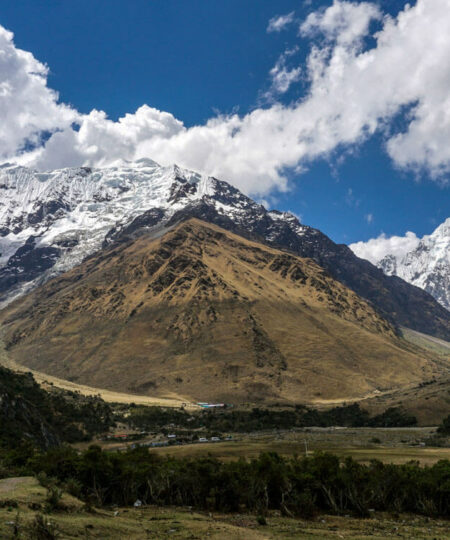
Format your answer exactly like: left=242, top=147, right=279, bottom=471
left=0, top=159, right=449, bottom=340
left=378, top=218, right=450, bottom=311
left=0, top=158, right=307, bottom=304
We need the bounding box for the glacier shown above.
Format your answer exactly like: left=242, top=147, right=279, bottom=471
left=377, top=218, right=450, bottom=311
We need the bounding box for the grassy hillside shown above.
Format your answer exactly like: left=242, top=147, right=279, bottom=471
left=0, top=219, right=444, bottom=405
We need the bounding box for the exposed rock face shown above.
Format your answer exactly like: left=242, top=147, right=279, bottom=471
left=0, top=160, right=449, bottom=339
left=378, top=218, right=450, bottom=312
left=0, top=236, right=60, bottom=295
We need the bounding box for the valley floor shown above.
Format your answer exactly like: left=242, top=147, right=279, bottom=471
left=87, top=426, right=450, bottom=465
left=0, top=477, right=449, bottom=539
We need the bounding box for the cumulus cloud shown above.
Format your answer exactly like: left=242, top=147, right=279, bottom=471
left=350, top=231, right=420, bottom=264
left=0, top=26, right=76, bottom=158
left=2, top=0, right=450, bottom=197
left=25, top=106, right=185, bottom=170
left=267, top=11, right=295, bottom=33
left=300, top=0, right=381, bottom=46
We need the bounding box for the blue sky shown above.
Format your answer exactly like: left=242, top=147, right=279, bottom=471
left=0, top=0, right=448, bottom=255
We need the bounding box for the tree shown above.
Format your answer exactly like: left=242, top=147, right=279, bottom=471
left=437, top=414, right=450, bottom=435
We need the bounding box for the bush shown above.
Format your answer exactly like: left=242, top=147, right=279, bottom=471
left=125, top=403, right=417, bottom=434
left=0, top=366, right=116, bottom=451
left=45, top=486, right=63, bottom=512
left=26, top=513, right=60, bottom=539
left=63, top=478, right=83, bottom=499
left=37, top=472, right=54, bottom=489
left=437, top=414, right=450, bottom=435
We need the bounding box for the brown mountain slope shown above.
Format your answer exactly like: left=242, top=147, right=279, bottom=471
left=0, top=219, right=442, bottom=404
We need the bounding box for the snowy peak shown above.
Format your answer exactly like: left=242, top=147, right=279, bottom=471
left=0, top=160, right=449, bottom=341
left=378, top=218, right=450, bottom=311
left=0, top=160, right=298, bottom=304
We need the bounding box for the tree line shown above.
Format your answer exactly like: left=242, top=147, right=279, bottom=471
left=6, top=445, right=449, bottom=519
left=125, top=403, right=418, bottom=434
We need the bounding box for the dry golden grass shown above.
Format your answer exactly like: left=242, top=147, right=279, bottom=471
left=0, top=335, right=195, bottom=408
left=0, top=219, right=445, bottom=407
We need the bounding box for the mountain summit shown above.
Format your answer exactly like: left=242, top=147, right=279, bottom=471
left=0, top=160, right=449, bottom=339
left=378, top=218, right=450, bottom=312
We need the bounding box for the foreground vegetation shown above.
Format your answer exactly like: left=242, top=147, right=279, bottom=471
left=1, top=364, right=450, bottom=537
left=1, top=477, right=449, bottom=540
left=0, top=444, right=447, bottom=520
left=0, top=366, right=115, bottom=449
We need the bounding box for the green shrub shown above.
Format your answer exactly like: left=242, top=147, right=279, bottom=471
left=26, top=513, right=60, bottom=539
left=437, top=414, right=450, bottom=435
left=19, top=445, right=450, bottom=519
left=63, top=478, right=83, bottom=499
left=45, top=486, right=63, bottom=512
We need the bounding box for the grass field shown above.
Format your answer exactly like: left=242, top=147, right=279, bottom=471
left=0, top=477, right=449, bottom=539
left=147, top=439, right=450, bottom=465
left=93, top=427, right=450, bottom=465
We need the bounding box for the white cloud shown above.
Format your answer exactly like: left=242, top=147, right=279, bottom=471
left=263, top=47, right=302, bottom=100
left=2, top=0, right=450, bottom=198
left=0, top=26, right=76, bottom=158
left=25, top=106, right=185, bottom=171
left=270, top=65, right=301, bottom=94
left=350, top=231, right=420, bottom=264
left=267, top=11, right=295, bottom=33
left=300, top=0, right=381, bottom=46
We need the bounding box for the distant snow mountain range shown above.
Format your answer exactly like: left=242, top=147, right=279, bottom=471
left=0, top=158, right=449, bottom=339
left=376, top=218, right=450, bottom=312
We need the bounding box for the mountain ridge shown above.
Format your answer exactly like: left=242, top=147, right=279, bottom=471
left=0, top=218, right=441, bottom=404
left=0, top=160, right=449, bottom=340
